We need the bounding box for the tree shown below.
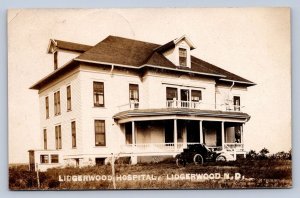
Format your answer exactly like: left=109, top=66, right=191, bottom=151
left=247, top=150, right=258, bottom=159
left=259, top=148, right=269, bottom=159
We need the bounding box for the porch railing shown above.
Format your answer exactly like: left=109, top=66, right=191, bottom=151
left=224, top=143, right=244, bottom=152
left=120, top=142, right=199, bottom=153
left=120, top=143, right=244, bottom=154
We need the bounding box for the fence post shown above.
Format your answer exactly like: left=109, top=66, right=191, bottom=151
left=36, top=163, right=40, bottom=188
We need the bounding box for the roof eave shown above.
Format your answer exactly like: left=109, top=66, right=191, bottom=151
left=142, top=64, right=226, bottom=78
left=29, top=59, right=77, bottom=90
left=113, top=109, right=250, bottom=121
left=73, top=58, right=227, bottom=78
left=219, top=78, right=256, bottom=86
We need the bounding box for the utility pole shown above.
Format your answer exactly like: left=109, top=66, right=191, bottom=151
left=111, top=153, right=116, bottom=189
left=36, top=163, right=40, bottom=188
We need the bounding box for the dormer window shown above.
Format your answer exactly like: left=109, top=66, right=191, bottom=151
left=179, top=48, right=187, bottom=67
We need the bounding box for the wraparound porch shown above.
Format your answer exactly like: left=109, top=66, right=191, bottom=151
left=119, top=118, right=246, bottom=160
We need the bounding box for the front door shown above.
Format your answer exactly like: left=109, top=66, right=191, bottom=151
left=186, top=121, right=200, bottom=143
left=164, top=120, right=174, bottom=143
left=180, top=89, right=189, bottom=108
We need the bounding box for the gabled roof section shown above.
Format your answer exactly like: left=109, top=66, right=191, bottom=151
left=143, top=52, right=177, bottom=68
left=154, top=35, right=196, bottom=53
left=47, top=39, right=92, bottom=54
left=174, top=35, right=196, bottom=49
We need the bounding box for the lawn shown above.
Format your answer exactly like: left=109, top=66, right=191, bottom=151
left=9, top=158, right=292, bottom=190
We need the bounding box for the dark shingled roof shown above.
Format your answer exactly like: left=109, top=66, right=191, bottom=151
left=190, top=56, right=253, bottom=83
left=153, top=40, right=176, bottom=53
left=76, top=35, right=254, bottom=84
left=77, top=36, right=159, bottom=66
left=31, top=35, right=255, bottom=90
left=54, top=39, right=92, bottom=53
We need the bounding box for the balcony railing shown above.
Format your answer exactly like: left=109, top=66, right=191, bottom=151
left=166, top=100, right=243, bottom=112
left=117, top=100, right=243, bottom=112
left=117, top=101, right=139, bottom=111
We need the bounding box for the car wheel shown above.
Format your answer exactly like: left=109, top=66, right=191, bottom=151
left=216, top=155, right=226, bottom=162
left=176, top=157, right=186, bottom=168
left=193, top=154, right=203, bottom=165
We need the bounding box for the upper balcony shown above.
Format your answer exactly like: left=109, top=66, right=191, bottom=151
left=117, top=99, right=244, bottom=112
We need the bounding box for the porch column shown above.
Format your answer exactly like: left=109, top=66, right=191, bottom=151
left=174, top=119, right=177, bottom=151
left=221, top=121, right=225, bottom=149
left=241, top=123, right=244, bottom=144
left=189, top=89, right=192, bottom=108
left=132, top=121, right=136, bottom=145
left=199, top=120, right=203, bottom=144
left=131, top=121, right=137, bottom=164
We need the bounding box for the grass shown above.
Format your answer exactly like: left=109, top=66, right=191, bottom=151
left=9, top=158, right=292, bottom=190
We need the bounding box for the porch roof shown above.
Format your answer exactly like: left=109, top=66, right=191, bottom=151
left=113, top=108, right=250, bottom=122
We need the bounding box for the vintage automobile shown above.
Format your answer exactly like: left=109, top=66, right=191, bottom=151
left=175, top=143, right=234, bottom=167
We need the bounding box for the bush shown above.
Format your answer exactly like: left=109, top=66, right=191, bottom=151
left=246, top=150, right=258, bottom=159
left=48, top=179, right=60, bottom=189
left=115, top=157, right=131, bottom=164
left=9, top=167, right=50, bottom=190
left=9, top=168, right=37, bottom=189
left=270, top=150, right=292, bottom=160
left=246, top=148, right=292, bottom=161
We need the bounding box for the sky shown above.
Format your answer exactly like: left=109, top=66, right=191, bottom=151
left=8, top=8, right=291, bottom=164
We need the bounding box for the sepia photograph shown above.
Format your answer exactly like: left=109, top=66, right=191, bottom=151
left=8, top=8, right=291, bottom=190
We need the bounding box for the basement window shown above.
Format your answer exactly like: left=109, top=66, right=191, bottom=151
left=95, top=158, right=105, bottom=166
left=40, top=155, right=49, bottom=164
left=51, top=155, right=59, bottom=163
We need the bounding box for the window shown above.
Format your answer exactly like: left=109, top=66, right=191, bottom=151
left=40, top=155, right=49, bottom=164
left=166, top=87, right=178, bottom=107
left=191, top=90, right=202, bottom=102
left=67, top=85, right=72, bottom=111
left=93, top=82, right=104, bottom=107
left=45, top=96, right=49, bottom=119
left=233, top=96, right=241, bottom=111
left=166, top=87, right=178, bottom=101
left=55, top=125, right=62, bottom=149
left=95, top=120, right=106, bottom=146
left=179, top=48, right=187, bottom=66
left=95, top=158, right=105, bottom=166
left=54, top=91, right=61, bottom=115
left=71, top=121, right=76, bottom=148
left=51, top=155, right=59, bottom=163
left=43, top=129, right=47, bottom=150
left=129, top=84, right=139, bottom=108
